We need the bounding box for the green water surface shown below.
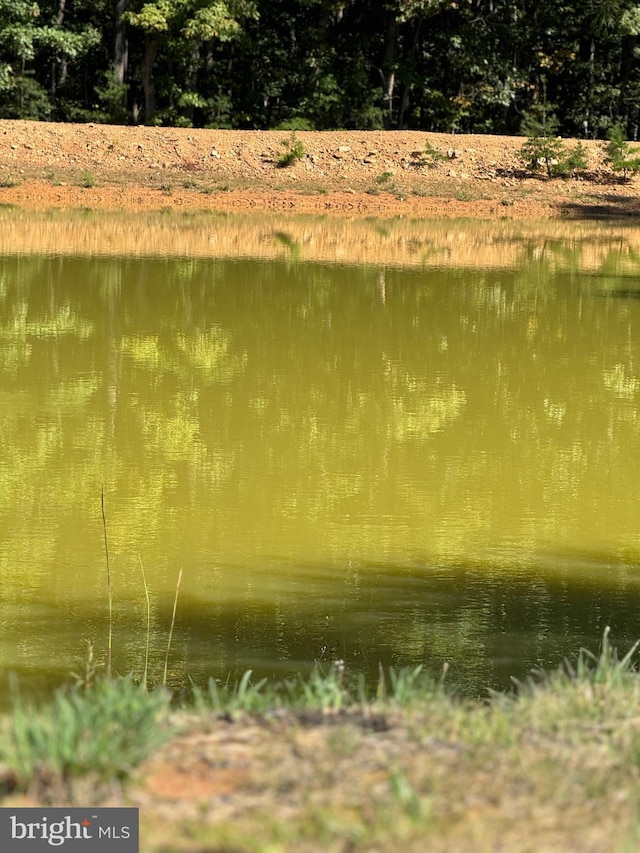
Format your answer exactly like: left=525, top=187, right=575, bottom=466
left=2, top=216, right=640, bottom=698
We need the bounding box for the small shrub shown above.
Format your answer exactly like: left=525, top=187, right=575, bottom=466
left=277, top=132, right=306, bottom=168
left=519, top=107, right=588, bottom=178
left=420, top=140, right=447, bottom=168
left=603, top=124, right=640, bottom=181
left=79, top=171, right=95, bottom=188
left=519, top=108, right=565, bottom=177
left=375, top=171, right=394, bottom=184
left=562, top=141, right=589, bottom=176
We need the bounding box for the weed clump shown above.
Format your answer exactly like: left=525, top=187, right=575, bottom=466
left=277, top=131, right=306, bottom=167
left=0, top=676, right=170, bottom=795
left=79, top=170, right=96, bottom=188
left=415, top=139, right=447, bottom=169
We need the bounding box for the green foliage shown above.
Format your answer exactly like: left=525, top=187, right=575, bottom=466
left=183, top=1, right=258, bottom=42
left=0, top=72, right=51, bottom=119
left=519, top=106, right=588, bottom=178
left=604, top=124, right=640, bottom=180
left=275, top=117, right=315, bottom=131
left=190, top=662, right=448, bottom=719
left=123, top=1, right=174, bottom=34
left=562, top=141, right=589, bottom=176
left=519, top=106, right=563, bottom=177
left=421, top=140, right=447, bottom=167
left=94, top=70, right=129, bottom=125
left=0, top=0, right=637, bottom=136
left=36, top=24, right=101, bottom=60
left=521, top=627, right=640, bottom=702
left=0, top=676, right=171, bottom=791
left=277, top=131, right=306, bottom=167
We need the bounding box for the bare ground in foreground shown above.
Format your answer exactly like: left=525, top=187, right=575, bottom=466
left=2, top=699, right=639, bottom=853
left=1, top=120, right=640, bottom=219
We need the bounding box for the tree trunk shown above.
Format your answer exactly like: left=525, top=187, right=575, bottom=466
left=52, top=0, right=68, bottom=97
left=141, top=35, right=160, bottom=124
left=380, top=15, right=398, bottom=128
left=587, top=37, right=595, bottom=136
left=397, top=18, right=423, bottom=129
left=114, top=0, right=132, bottom=85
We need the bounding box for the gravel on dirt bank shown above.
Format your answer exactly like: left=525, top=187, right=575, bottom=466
left=0, top=121, right=639, bottom=218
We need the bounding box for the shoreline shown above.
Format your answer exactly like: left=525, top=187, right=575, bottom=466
left=0, top=121, right=639, bottom=219
left=1, top=644, right=639, bottom=852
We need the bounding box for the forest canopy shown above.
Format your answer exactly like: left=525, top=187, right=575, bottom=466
left=1, top=1, right=639, bottom=138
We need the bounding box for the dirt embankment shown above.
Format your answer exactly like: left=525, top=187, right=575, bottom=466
left=0, top=121, right=639, bottom=219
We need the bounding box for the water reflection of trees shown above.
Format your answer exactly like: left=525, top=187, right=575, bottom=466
left=2, top=250, right=640, bottom=690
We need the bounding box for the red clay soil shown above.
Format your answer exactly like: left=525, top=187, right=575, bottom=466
left=0, top=121, right=639, bottom=219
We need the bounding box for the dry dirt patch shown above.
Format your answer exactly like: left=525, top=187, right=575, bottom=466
left=0, top=121, right=639, bottom=219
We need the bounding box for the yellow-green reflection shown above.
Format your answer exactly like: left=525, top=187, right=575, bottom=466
left=2, top=220, right=640, bottom=698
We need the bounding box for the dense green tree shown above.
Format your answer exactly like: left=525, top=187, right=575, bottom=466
left=0, top=1, right=100, bottom=119
left=123, top=0, right=256, bottom=124
left=0, top=0, right=639, bottom=136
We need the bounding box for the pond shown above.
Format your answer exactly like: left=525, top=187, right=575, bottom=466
left=2, top=208, right=640, bottom=701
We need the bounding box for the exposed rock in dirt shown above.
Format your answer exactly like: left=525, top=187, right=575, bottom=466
left=0, top=121, right=639, bottom=219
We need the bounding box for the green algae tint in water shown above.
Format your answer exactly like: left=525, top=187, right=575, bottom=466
left=2, top=229, right=640, bottom=698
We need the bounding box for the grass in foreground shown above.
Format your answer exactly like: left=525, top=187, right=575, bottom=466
left=0, top=674, right=171, bottom=800
left=2, top=630, right=640, bottom=851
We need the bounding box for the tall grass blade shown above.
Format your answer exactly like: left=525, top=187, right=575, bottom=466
left=138, top=555, right=151, bottom=690
left=101, top=485, right=113, bottom=679
left=163, top=568, right=183, bottom=687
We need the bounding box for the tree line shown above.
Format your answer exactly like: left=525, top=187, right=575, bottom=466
left=1, top=1, right=639, bottom=138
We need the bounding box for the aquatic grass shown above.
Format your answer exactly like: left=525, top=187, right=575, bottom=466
left=190, top=666, right=352, bottom=718
left=0, top=676, right=171, bottom=794
left=189, top=661, right=448, bottom=718
left=70, top=640, right=100, bottom=691
left=138, top=555, right=151, bottom=690
left=376, top=663, right=450, bottom=707
left=294, top=662, right=351, bottom=712
left=162, top=567, right=183, bottom=687
left=509, top=626, right=640, bottom=737
left=100, top=491, right=182, bottom=687
left=5, top=630, right=640, bottom=850
left=191, top=670, right=273, bottom=718
left=100, top=485, right=112, bottom=678
left=515, top=625, right=640, bottom=710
